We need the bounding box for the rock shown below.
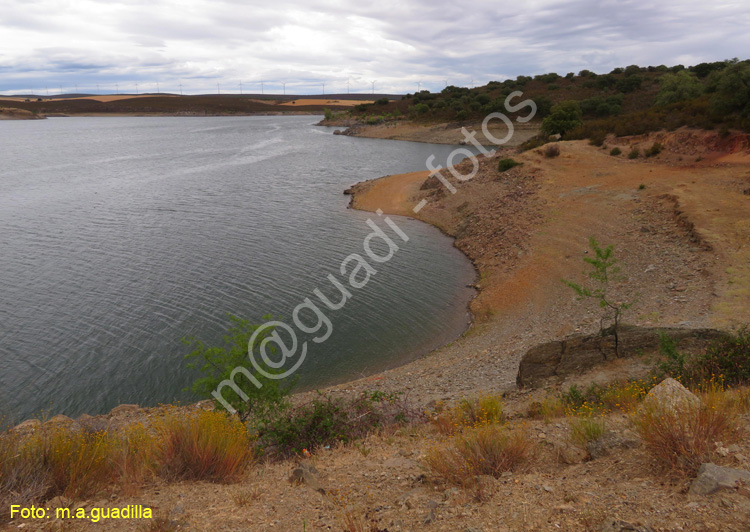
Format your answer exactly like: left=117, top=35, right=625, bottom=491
left=586, top=430, right=641, bottom=459
left=642, top=378, right=700, bottom=414
left=46, top=414, right=74, bottom=426
left=599, top=518, right=654, bottom=532
left=420, top=173, right=444, bottom=191
left=517, top=327, right=728, bottom=389
left=109, top=404, right=139, bottom=416
left=12, top=419, right=41, bottom=432
left=289, top=461, right=325, bottom=494
left=689, top=463, right=750, bottom=496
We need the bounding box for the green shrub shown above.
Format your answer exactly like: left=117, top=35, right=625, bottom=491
left=184, top=316, right=292, bottom=420
left=645, top=142, right=663, bottom=157
left=657, top=328, right=750, bottom=388
left=374, top=97, right=389, bottom=105
left=541, top=101, right=583, bottom=137
left=497, top=158, right=522, bottom=172
left=610, top=147, right=622, bottom=156
left=323, top=108, right=333, bottom=121
left=253, top=392, right=423, bottom=458
left=654, top=71, right=703, bottom=106
left=569, top=416, right=606, bottom=447
left=628, top=147, right=640, bottom=159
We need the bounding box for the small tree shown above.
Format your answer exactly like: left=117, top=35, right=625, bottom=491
left=563, top=237, right=634, bottom=356
left=541, top=101, right=582, bottom=138
left=184, top=315, right=292, bottom=420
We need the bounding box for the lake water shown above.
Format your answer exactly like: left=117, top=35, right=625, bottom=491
left=0, top=115, right=476, bottom=423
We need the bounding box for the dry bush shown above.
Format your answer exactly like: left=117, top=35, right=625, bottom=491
left=431, top=395, right=504, bottom=434
left=21, top=426, right=117, bottom=500
left=113, top=423, right=157, bottom=493
left=340, top=509, right=379, bottom=532
left=631, top=393, right=742, bottom=475
left=155, top=410, right=254, bottom=482
left=425, top=425, right=532, bottom=485
left=232, top=487, right=261, bottom=507
left=544, top=143, right=561, bottom=158
left=1, top=431, right=48, bottom=521
left=527, top=397, right=565, bottom=421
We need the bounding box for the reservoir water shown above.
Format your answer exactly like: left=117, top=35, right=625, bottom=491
left=0, top=115, right=476, bottom=423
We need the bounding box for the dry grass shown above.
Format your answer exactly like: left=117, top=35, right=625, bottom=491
left=527, top=397, right=566, bottom=421
left=569, top=416, right=606, bottom=447
left=232, top=487, right=261, bottom=507
left=340, top=509, right=379, bottom=532
left=631, top=392, right=742, bottom=475
left=431, top=395, right=504, bottom=434
left=155, top=410, right=254, bottom=483
left=1, top=409, right=255, bottom=516
left=425, top=425, right=532, bottom=485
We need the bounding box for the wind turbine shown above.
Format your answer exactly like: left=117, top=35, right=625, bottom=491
left=135, top=82, right=139, bottom=95
left=179, top=82, right=183, bottom=96
left=157, top=81, right=160, bottom=94
left=346, top=78, right=350, bottom=94
left=261, top=80, right=264, bottom=95
left=322, top=81, right=325, bottom=95
left=217, top=82, right=221, bottom=95
left=281, top=81, right=286, bottom=95
left=371, top=80, right=376, bottom=94
left=239, top=80, right=243, bottom=95
left=417, top=81, right=422, bottom=92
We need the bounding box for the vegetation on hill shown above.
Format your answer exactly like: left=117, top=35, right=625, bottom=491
left=343, top=59, right=750, bottom=139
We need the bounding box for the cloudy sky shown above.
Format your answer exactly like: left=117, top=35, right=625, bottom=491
left=1, top=0, right=748, bottom=95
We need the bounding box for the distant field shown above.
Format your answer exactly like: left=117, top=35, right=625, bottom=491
left=0, top=94, right=386, bottom=116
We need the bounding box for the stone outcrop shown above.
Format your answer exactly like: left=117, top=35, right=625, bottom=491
left=690, top=463, right=750, bottom=496
left=517, top=326, right=727, bottom=389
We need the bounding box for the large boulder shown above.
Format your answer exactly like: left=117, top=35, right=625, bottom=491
left=517, top=326, right=727, bottom=389
left=642, top=377, right=701, bottom=414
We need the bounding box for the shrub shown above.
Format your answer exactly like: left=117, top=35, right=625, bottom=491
left=588, top=131, right=606, bottom=147
left=432, top=395, right=505, bottom=434
left=610, top=147, right=622, bottom=156
left=628, top=147, right=640, bottom=159
left=659, top=327, right=750, bottom=388
left=631, top=395, right=741, bottom=475
left=323, top=108, right=334, bottom=121
left=569, top=416, right=606, bottom=447
left=645, top=142, right=663, bottom=157
left=155, top=410, right=254, bottom=482
left=374, top=97, right=389, bottom=105
left=425, top=426, right=532, bottom=485
left=353, top=103, right=369, bottom=112
left=654, top=71, right=703, bottom=106
left=413, top=103, right=429, bottom=115
left=544, top=143, right=561, bottom=158
left=254, top=392, right=423, bottom=458
left=497, top=158, right=522, bottom=172
left=518, top=135, right=548, bottom=152
left=541, top=101, right=583, bottom=137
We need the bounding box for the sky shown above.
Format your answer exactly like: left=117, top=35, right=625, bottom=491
left=1, top=0, right=748, bottom=95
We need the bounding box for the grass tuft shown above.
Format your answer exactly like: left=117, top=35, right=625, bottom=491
left=425, top=425, right=532, bottom=485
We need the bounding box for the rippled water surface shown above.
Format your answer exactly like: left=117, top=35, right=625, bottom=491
left=0, top=116, right=476, bottom=422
